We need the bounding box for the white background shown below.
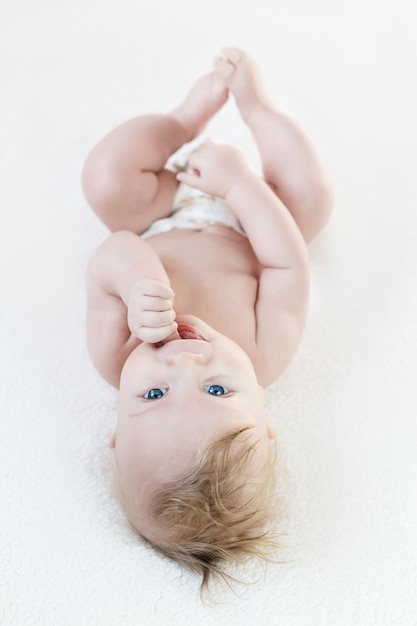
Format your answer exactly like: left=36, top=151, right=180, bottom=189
left=1, top=1, right=416, bottom=624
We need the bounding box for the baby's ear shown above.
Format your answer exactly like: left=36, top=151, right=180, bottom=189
left=258, top=386, right=277, bottom=439
left=266, top=420, right=277, bottom=440
left=109, top=432, right=116, bottom=448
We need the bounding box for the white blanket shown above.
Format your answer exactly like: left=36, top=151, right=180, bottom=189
left=1, top=1, right=416, bottom=624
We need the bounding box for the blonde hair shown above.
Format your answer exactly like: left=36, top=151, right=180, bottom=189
left=114, top=427, right=279, bottom=594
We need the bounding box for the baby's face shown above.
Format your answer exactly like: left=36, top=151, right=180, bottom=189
left=111, top=316, right=275, bottom=502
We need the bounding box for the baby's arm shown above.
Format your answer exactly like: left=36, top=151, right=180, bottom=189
left=86, top=231, right=177, bottom=387
left=177, top=145, right=310, bottom=382
left=178, top=145, right=307, bottom=268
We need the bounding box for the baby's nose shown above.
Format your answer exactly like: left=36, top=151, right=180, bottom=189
left=165, top=351, right=207, bottom=368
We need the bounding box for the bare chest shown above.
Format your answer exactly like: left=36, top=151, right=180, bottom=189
left=147, top=227, right=261, bottom=350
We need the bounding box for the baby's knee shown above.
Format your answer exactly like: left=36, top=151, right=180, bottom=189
left=313, top=181, right=334, bottom=238
left=81, top=151, right=122, bottom=211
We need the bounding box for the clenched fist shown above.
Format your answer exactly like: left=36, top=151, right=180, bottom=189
left=176, top=143, right=251, bottom=198
left=127, top=279, right=178, bottom=343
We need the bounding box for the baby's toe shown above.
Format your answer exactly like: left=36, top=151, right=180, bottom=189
left=213, top=56, right=236, bottom=82
left=219, top=46, right=243, bottom=65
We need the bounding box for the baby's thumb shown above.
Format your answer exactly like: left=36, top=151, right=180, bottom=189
left=176, top=170, right=201, bottom=189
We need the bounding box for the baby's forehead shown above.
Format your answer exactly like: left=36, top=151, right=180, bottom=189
left=122, top=422, right=267, bottom=488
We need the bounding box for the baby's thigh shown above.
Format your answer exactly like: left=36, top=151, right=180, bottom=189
left=126, top=169, right=179, bottom=235
left=84, top=164, right=178, bottom=234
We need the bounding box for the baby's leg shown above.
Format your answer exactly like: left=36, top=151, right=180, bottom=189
left=214, top=48, right=333, bottom=243
left=82, top=73, right=228, bottom=233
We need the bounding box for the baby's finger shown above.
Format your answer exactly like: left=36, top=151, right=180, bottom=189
left=188, top=143, right=214, bottom=164
left=176, top=170, right=202, bottom=190
left=139, top=321, right=178, bottom=344
left=142, top=295, right=173, bottom=312
left=140, top=308, right=176, bottom=328
left=140, top=279, right=174, bottom=299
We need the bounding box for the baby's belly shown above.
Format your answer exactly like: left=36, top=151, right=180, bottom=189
left=146, top=226, right=260, bottom=276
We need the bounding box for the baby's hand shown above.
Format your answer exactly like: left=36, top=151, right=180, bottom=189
left=127, top=279, right=178, bottom=343
left=176, top=144, right=250, bottom=198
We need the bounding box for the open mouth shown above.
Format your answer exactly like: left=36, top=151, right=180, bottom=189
left=177, top=323, right=206, bottom=341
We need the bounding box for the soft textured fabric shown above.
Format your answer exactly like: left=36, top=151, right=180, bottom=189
left=1, top=2, right=416, bottom=624
left=140, top=180, right=247, bottom=238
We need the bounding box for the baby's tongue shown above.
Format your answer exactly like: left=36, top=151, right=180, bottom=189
left=177, top=323, right=205, bottom=340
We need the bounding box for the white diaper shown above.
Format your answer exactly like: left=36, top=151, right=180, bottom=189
left=140, top=138, right=247, bottom=239
left=140, top=183, right=247, bottom=239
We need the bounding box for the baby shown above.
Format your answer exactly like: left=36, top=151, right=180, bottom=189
left=82, top=47, right=332, bottom=591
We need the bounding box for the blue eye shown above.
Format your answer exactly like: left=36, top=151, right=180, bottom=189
left=144, top=388, right=168, bottom=400
left=204, top=384, right=229, bottom=396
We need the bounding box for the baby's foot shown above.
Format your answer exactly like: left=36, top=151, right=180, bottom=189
left=213, top=47, right=274, bottom=124
left=171, top=71, right=229, bottom=143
